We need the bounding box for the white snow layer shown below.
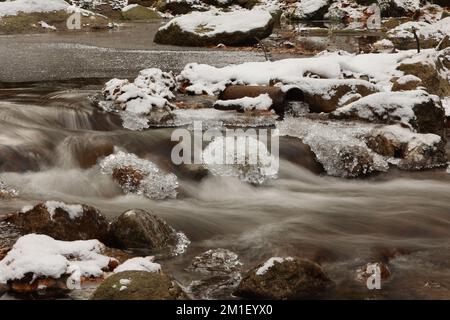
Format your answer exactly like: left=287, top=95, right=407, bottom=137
left=44, top=201, right=84, bottom=220
left=214, top=94, right=273, bottom=111
left=114, top=257, right=161, bottom=273
left=159, top=9, right=272, bottom=36
left=388, top=17, right=450, bottom=41
left=256, top=257, right=294, bottom=276
left=178, top=49, right=425, bottom=95
left=333, top=90, right=440, bottom=125
left=0, top=0, right=70, bottom=17
left=0, top=234, right=113, bottom=284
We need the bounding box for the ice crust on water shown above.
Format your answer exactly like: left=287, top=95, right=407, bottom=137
left=189, top=249, right=242, bottom=275
left=99, top=151, right=178, bottom=200
left=172, top=232, right=191, bottom=256
left=0, top=180, right=19, bottom=198
left=278, top=117, right=389, bottom=177
left=201, top=135, right=278, bottom=184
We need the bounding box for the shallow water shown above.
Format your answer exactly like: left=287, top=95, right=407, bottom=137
left=0, top=83, right=449, bottom=300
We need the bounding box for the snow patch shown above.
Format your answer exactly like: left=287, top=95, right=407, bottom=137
left=114, top=257, right=161, bottom=273
left=256, top=257, right=294, bottom=276
left=0, top=234, right=113, bottom=284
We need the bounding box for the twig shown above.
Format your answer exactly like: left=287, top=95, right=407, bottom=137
left=255, top=37, right=270, bottom=61
left=411, top=27, right=420, bottom=53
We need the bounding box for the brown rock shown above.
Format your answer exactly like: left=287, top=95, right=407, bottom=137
left=108, top=209, right=178, bottom=251
left=112, top=166, right=145, bottom=193
left=91, top=271, right=188, bottom=300
left=391, top=75, right=422, bottom=91
left=397, top=49, right=450, bottom=98
left=6, top=202, right=109, bottom=242
left=295, top=79, right=379, bottom=113
left=234, top=257, right=333, bottom=299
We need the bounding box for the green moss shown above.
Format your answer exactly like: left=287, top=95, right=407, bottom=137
left=91, top=271, right=187, bottom=300
left=121, top=5, right=161, bottom=20
left=0, top=11, right=110, bottom=34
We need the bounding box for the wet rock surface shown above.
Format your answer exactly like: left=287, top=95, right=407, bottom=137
left=5, top=202, right=110, bottom=242
left=91, top=271, right=188, bottom=300
left=235, top=257, right=333, bottom=299
left=108, top=209, right=179, bottom=251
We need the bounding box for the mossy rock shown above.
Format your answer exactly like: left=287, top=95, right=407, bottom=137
left=91, top=271, right=187, bottom=300
left=121, top=5, right=161, bottom=20
left=154, top=18, right=274, bottom=47
left=0, top=11, right=110, bottom=34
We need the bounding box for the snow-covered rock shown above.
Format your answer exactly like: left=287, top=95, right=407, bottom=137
left=0, top=0, right=70, bottom=17
left=387, top=17, right=450, bottom=50
left=391, top=74, right=422, bottom=91
left=396, top=47, right=450, bottom=98
left=177, top=50, right=418, bottom=95
left=100, top=71, right=174, bottom=131
left=6, top=201, right=110, bottom=242
left=0, top=234, right=116, bottom=291
left=99, top=151, right=178, bottom=199
left=234, top=257, right=333, bottom=299
left=332, top=90, right=446, bottom=136
left=154, top=9, right=274, bottom=46
left=365, top=124, right=447, bottom=170
left=284, top=0, right=331, bottom=21
left=283, top=78, right=379, bottom=113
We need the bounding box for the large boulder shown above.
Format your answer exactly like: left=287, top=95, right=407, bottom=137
left=108, top=209, right=179, bottom=251
left=5, top=201, right=109, bottom=242
left=154, top=9, right=274, bottom=47
left=331, top=90, right=446, bottom=137
left=396, top=48, right=450, bottom=98
left=91, top=271, right=187, bottom=300
left=234, top=257, right=333, bottom=299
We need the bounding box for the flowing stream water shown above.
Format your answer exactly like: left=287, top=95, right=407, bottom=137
left=0, top=24, right=449, bottom=300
